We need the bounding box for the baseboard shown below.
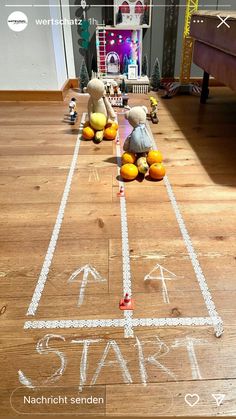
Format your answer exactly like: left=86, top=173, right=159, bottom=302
left=61, top=78, right=79, bottom=99
left=0, top=76, right=224, bottom=102
left=0, top=78, right=79, bottom=102
left=69, top=78, right=79, bottom=88
left=0, top=90, right=64, bottom=101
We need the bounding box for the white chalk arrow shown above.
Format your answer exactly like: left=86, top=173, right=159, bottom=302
left=212, top=394, right=225, bottom=406
left=144, top=263, right=177, bottom=304
left=68, top=264, right=107, bottom=307
left=88, top=167, right=100, bottom=183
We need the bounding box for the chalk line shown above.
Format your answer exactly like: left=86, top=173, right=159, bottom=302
left=135, top=336, right=176, bottom=385
left=88, top=166, right=100, bottom=182
left=115, top=124, right=133, bottom=338
left=18, top=334, right=67, bottom=387
left=24, top=316, right=216, bottom=330
left=186, top=342, right=202, bottom=380
left=23, top=114, right=223, bottom=338
left=146, top=123, right=223, bottom=337
left=18, top=370, right=35, bottom=389
left=26, top=113, right=86, bottom=316
left=172, top=336, right=207, bottom=380
left=90, top=340, right=132, bottom=386
left=164, top=176, right=223, bottom=335
left=71, top=339, right=101, bottom=391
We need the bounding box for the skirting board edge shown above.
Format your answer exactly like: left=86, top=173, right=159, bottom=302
left=0, top=79, right=79, bottom=102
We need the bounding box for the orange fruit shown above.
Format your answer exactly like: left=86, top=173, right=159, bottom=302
left=149, top=163, right=166, bottom=180
left=106, top=121, right=118, bottom=130
left=104, top=127, right=117, bottom=140
left=121, top=152, right=136, bottom=165
left=147, top=150, right=163, bottom=166
left=82, top=126, right=95, bottom=140
left=112, top=122, right=119, bottom=130
left=120, top=163, right=138, bottom=181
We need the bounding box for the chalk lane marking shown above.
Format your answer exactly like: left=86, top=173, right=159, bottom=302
left=146, top=122, right=223, bottom=337
left=68, top=264, right=107, bottom=307
left=115, top=119, right=133, bottom=338
left=24, top=111, right=134, bottom=338
left=26, top=113, right=87, bottom=316
left=24, top=117, right=223, bottom=338
left=144, top=263, right=177, bottom=304
left=24, top=315, right=216, bottom=329
left=164, top=175, right=223, bottom=336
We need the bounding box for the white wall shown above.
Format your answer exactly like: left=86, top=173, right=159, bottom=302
left=49, top=0, right=69, bottom=88
left=61, top=0, right=76, bottom=78
left=0, top=0, right=70, bottom=90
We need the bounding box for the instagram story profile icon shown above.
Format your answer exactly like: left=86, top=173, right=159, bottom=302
left=7, top=11, right=28, bottom=32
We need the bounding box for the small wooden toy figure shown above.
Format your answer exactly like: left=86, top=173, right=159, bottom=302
left=149, top=96, right=159, bottom=124
left=113, top=81, right=119, bottom=96
left=106, top=83, right=111, bottom=96
left=69, top=97, right=78, bottom=124
left=87, top=78, right=116, bottom=121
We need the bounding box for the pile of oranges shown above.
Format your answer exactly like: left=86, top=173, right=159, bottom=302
left=81, top=114, right=166, bottom=181
left=120, top=150, right=166, bottom=181
left=82, top=119, right=118, bottom=143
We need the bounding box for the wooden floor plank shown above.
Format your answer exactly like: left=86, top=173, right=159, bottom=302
left=106, top=380, right=236, bottom=416
left=1, top=88, right=236, bottom=416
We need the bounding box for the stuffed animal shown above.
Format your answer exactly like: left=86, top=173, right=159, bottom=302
left=123, top=106, right=152, bottom=154
left=87, top=78, right=116, bottom=122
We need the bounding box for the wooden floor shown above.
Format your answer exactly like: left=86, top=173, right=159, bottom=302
left=0, top=88, right=236, bottom=417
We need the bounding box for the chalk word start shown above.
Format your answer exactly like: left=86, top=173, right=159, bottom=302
left=18, top=334, right=207, bottom=390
